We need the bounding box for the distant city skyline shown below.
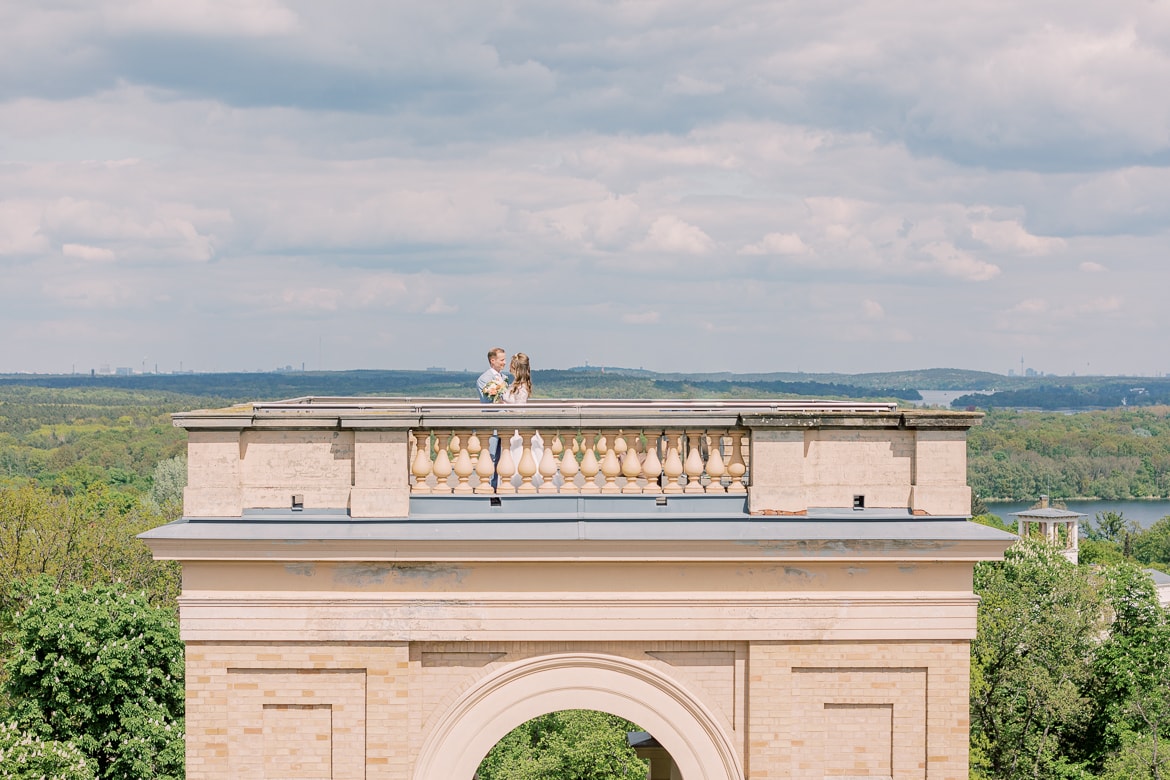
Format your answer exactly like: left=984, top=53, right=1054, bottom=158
left=1, top=2, right=1167, bottom=377
left=6, top=361, right=1169, bottom=381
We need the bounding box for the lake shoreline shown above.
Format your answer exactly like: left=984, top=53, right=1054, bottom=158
left=984, top=496, right=1169, bottom=503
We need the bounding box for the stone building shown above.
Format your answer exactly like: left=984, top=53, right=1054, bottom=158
left=142, top=398, right=1015, bottom=779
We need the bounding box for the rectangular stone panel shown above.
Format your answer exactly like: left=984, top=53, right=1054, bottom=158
left=263, top=704, right=332, bottom=779
left=226, top=668, right=366, bottom=780
left=789, top=667, right=925, bottom=779
left=823, top=703, right=892, bottom=778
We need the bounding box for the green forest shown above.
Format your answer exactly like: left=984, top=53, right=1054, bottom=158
left=3, top=374, right=1170, bottom=777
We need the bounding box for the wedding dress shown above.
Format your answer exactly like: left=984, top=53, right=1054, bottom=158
left=508, top=428, right=544, bottom=488
left=502, top=385, right=529, bottom=404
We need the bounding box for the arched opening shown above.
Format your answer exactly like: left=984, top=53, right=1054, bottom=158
left=476, top=709, right=653, bottom=779
left=413, top=653, right=742, bottom=780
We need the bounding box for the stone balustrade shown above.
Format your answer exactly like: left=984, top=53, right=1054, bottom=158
left=410, top=427, right=749, bottom=495
left=174, top=398, right=979, bottom=519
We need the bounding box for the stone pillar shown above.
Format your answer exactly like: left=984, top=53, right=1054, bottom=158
left=184, top=430, right=244, bottom=517
left=746, top=429, right=805, bottom=513
left=910, top=429, right=972, bottom=516
left=350, top=429, right=411, bottom=518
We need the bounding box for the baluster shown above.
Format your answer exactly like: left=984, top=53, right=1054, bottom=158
left=430, top=432, right=452, bottom=493
left=683, top=430, right=705, bottom=494
left=468, top=430, right=482, bottom=459
left=559, top=432, right=581, bottom=493
left=600, top=440, right=621, bottom=494
left=726, top=430, right=747, bottom=493
left=453, top=441, right=474, bottom=494
left=411, top=430, right=433, bottom=493
left=496, top=439, right=517, bottom=494
left=662, top=431, right=684, bottom=494
left=620, top=435, right=644, bottom=494
left=579, top=431, right=601, bottom=494
left=641, top=431, right=663, bottom=495
left=474, top=447, right=496, bottom=494
left=705, top=431, right=727, bottom=493
left=517, top=430, right=538, bottom=494
left=614, top=430, right=628, bottom=455
left=538, top=435, right=559, bottom=494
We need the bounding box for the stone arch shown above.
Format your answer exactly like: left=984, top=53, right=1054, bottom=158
left=413, top=652, right=744, bottom=780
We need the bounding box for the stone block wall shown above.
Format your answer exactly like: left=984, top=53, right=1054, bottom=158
left=184, top=638, right=970, bottom=779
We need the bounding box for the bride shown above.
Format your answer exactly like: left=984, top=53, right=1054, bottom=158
left=503, top=352, right=531, bottom=405
left=503, top=352, right=543, bottom=486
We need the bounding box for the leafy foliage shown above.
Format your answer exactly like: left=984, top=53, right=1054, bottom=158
left=0, top=720, right=96, bottom=780
left=968, top=407, right=1170, bottom=500
left=955, top=381, right=1170, bottom=411
left=2, top=578, right=184, bottom=779
left=1086, top=565, right=1170, bottom=778
left=971, top=540, right=1105, bottom=779
left=476, top=710, right=648, bottom=780
left=0, top=482, right=181, bottom=616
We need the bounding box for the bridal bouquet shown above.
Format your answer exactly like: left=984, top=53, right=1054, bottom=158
left=482, top=378, right=507, bottom=403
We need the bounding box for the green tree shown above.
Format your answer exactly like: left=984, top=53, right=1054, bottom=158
left=1089, top=565, right=1170, bottom=778
left=145, top=454, right=187, bottom=512
left=1132, top=517, right=1170, bottom=567
left=970, top=540, right=1104, bottom=779
left=0, top=482, right=180, bottom=615
left=2, top=578, right=184, bottom=780
left=477, top=710, right=648, bottom=780
left=0, top=720, right=96, bottom=779
left=1084, top=511, right=1139, bottom=545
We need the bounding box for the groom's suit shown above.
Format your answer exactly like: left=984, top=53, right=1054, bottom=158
left=476, top=366, right=506, bottom=403
left=475, top=367, right=508, bottom=488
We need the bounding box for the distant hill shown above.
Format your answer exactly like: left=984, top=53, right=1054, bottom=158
left=0, top=369, right=926, bottom=403
left=953, top=379, right=1170, bottom=410
left=10, top=367, right=1160, bottom=408
left=567, top=366, right=1008, bottom=391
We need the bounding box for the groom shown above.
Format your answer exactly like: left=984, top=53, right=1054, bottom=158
left=476, top=347, right=507, bottom=489
left=477, top=347, right=508, bottom=403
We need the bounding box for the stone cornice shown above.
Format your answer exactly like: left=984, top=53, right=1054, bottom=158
left=143, top=532, right=1013, bottom=563
left=175, top=591, right=982, bottom=642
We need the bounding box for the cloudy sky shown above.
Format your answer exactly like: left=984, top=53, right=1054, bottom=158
left=2, top=1, right=1168, bottom=377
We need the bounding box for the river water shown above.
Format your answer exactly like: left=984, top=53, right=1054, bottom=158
left=984, top=500, right=1170, bottom=529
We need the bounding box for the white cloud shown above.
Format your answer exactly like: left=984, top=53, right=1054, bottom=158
left=739, top=232, right=808, bottom=256
left=861, top=300, right=885, bottom=320
left=0, top=201, right=50, bottom=256
left=62, top=243, right=116, bottom=262
left=621, top=311, right=660, bottom=325
left=424, top=297, right=458, bottom=315
left=1011, top=298, right=1049, bottom=314
left=0, top=1, right=1166, bottom=375
left=279, top=286, right=343, bottom=312
left=918, top=242, right=1001, bottom=282
left=1080, top=295, right=1123, bottom=314
left=667, top=75, right=725, bottom=96
left=971, top=219, right=1066, bottom=255
left=633, top=216, right=714, bottom=255
left=104, top=0, right=299, bottom=37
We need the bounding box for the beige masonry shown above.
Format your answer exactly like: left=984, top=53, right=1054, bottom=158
left=145, top=399, right=1014, bottom=779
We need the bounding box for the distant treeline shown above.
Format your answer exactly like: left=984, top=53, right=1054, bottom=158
left=650, top=378, right=921, bottom=400
left=968, top=408, right=1170, bottom=501
left=0, top=370, right=920, bottom=403
left=954, top=380, right=1170, bottom=410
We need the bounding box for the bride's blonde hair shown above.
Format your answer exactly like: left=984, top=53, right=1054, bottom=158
left=510, top=353, right=532, bottom=396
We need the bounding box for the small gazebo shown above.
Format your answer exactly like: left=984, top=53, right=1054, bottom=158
left=1012, top=495, right=1085, bottom=563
